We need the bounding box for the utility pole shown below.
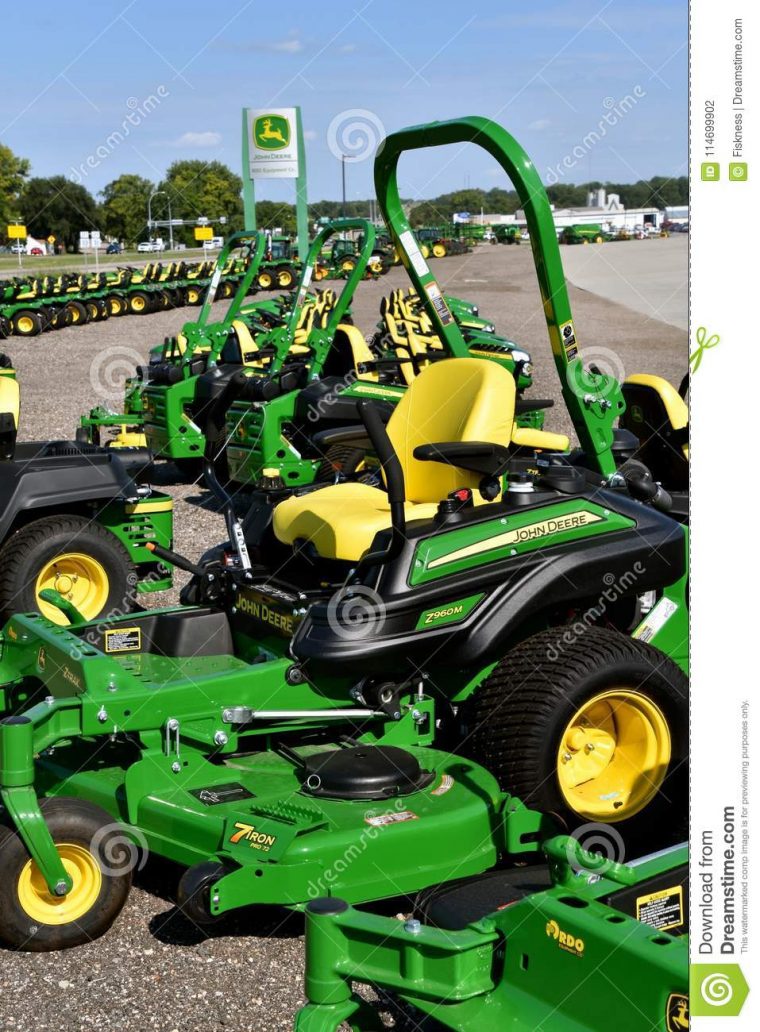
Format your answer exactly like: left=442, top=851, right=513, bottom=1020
left=341, top=154, right=347, bottom=219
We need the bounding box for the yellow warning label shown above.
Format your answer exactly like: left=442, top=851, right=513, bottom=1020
left=636, top=885, right=684, bottom=932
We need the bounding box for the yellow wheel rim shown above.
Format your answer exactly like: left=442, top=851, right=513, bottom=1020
left=432, top=244, right=446, bottom=258
left=131, top=295, right=145, bottom=311
left=340, top=259, right=354, bottom=272
left=69, top=306, right=81, bottom=323
left=35, top=552, right=110, bottom=624
left=556, top=690, right=670, bottom=822
left=18, top=843, right=102, bottom=926
left=109, top=297, right=120, bottom=314
left=188, top=289, right=199, bottom=303
left=259, top=274, right=273, bottom=289
left=279, top=272, right=293, bottom=286
left=16, top=316, right=35, bottom=334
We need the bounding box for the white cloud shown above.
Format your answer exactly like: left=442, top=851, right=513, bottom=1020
left=173, top=131, right=222, bottom=148
left=303, top=129, right=318, bottom=140
left=529, top=119, right=551, bottom=131
left=268, top=38, right=303, bottom=53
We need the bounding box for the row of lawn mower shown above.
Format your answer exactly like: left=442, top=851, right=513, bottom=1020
left=77, top=218, right=547, bottom=489
left=0, top=115, right=689, bottom=1032
left=0, top=226, right=465, bottom=342
left=0, top=252, right=254, bottom=339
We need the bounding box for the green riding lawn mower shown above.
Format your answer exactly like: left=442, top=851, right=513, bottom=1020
left=78, top=230, right=275, bottom=455
left=79, top=223, right=371, bottom=468
left=0, top=118, right=687, bottom=965
left=0, top=354, right=172, bottom=626
left=296, top=836, right=688, bottom=1031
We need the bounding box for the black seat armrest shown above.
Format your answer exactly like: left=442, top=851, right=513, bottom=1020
left=311, top=425, right=372, bottom=451
left=413, top=441, right=512, bottom=477
left=515, top=397, right=554, bottom=414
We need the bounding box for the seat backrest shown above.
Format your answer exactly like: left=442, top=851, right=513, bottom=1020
left=387, top=358, right=515, bottom=503
left=0, top=375, right=20, bottom=459
left=622, top=374, right=688, bottom=433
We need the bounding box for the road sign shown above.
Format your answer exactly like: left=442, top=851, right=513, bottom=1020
left=194, top=226, right=213, bottom=241
left=7, top=224, right=26, bottom=239
left=47, top=235, right=56, bottom=244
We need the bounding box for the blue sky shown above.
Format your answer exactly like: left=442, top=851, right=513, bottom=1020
left=1, top=0, right=686, bottom=206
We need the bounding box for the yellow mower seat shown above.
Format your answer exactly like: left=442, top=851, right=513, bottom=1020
left=274, top=358, right=564, bottom=562
left=273, top=482, right=439, bottom=561
left=0, top=376, right=20, bottom=429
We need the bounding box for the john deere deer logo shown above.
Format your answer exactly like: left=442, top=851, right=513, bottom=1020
left=254, top=114, right=290, bottom=150
left=666, top=993, right=689, bottom=1030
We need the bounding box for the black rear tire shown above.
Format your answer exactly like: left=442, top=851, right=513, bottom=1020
left=276, top=265, right=296, bottom=288
left=65, top=300, right=88, bottom=325
left=462, top=627, right=688, bottom=848
left=315, top=444, right=364, bottom=483
left=0, top=797, right=133, bottom=952
left=0, top=514, right=136, bottom=623
left=128, top=290, right=151, bottom=314
left=11, top=310, right=42, bottom=337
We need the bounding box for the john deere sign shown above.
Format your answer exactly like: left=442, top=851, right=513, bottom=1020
left=246, top=107, right=299, bottom=178
left=254, top=114, right=290, bottom=150
left=241, top=104, right=308, bottom=263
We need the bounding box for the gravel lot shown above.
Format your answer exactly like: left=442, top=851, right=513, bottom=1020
left=0, top=239, right=687, bottom=1031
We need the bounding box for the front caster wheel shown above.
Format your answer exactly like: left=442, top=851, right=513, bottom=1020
left=0, top=798, right=133, bottom=951
left=176, top=861, right=228, bottom=926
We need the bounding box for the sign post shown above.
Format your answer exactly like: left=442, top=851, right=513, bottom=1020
left=79, top=230, right=90, bottom=271
left=91, top=230, right=101, bottom=273
left=242, top=106, right=309, bottom=261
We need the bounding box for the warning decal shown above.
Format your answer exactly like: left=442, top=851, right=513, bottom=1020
left=636, top=885, right=684, bottom=932
left=104, top=627, right=142, bottom=653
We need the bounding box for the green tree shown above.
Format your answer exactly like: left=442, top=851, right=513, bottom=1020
left=101, top=174, right=154, bottom=246
left=255, top=200, right=297, bottom=235
left=20, top=176, right=99, bottom=250
left=160, top=160, right=243, bottom=244
left=0, top=142, right=31, bottom=230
